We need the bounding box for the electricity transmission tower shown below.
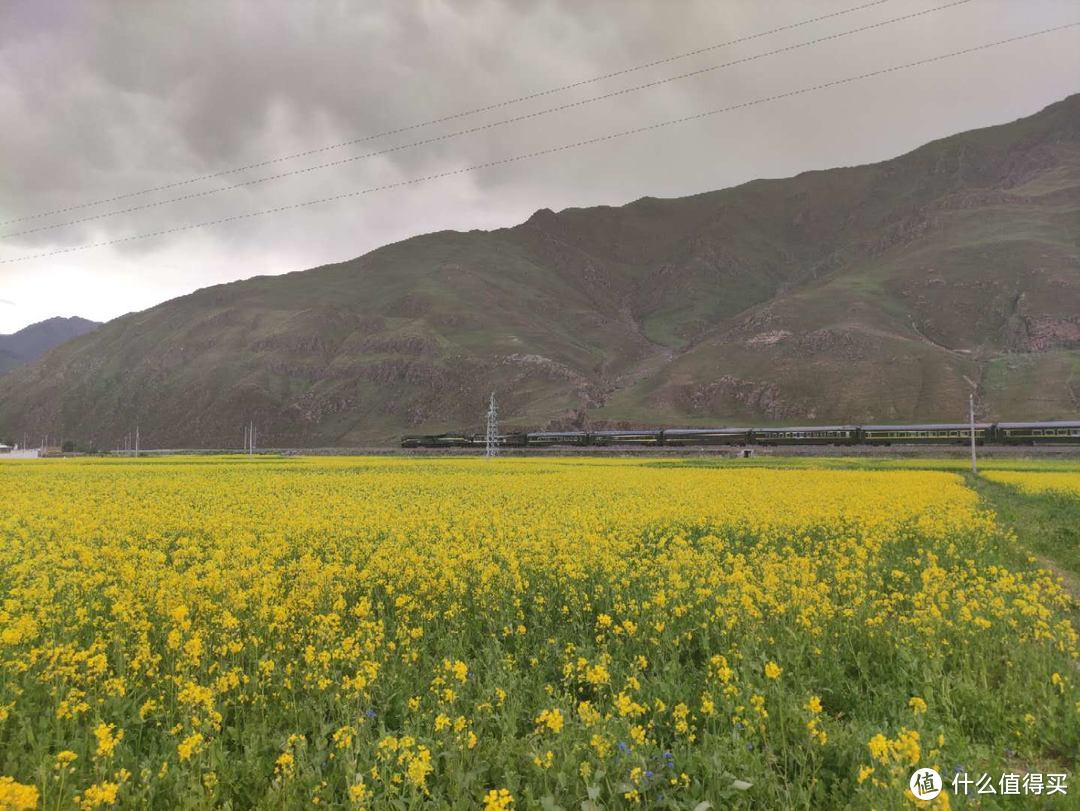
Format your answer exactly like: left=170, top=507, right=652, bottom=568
left=484, top=392, right=499, bottom=458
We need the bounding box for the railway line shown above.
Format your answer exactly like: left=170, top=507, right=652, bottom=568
left=402, top=420, right=1080, bottom=449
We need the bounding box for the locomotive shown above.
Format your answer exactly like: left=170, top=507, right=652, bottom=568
left=401, top=420, right=1080, bottom=448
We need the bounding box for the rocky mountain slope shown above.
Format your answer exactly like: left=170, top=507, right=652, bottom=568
left=1, top=95, right=1077, bottom=447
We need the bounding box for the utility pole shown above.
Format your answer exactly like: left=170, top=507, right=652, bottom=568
left=484, top=392, right=499, bottom=458
left=134, top=425, right=140, bottom=457
left=969, top=393, right=978, bottom=475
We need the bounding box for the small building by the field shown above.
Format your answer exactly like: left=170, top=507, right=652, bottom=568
left=1, top=446, right=41, bottom=459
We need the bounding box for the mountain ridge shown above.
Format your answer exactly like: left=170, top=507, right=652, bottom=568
left=0, top=316, right=101, bottom=376
left=0, top=94, right=1077, bottom=446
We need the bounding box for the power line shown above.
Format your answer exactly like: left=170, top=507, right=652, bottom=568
left=2, top=21, right=1075, bottom=267
left=0, top=0, right=972, bottom=241
left=0, top=0, right=895, bottom=228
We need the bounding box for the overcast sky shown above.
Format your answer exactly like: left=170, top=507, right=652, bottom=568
left=0, top=0, right=1077, bottom=333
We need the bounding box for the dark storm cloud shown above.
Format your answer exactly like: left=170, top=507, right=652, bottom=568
left=0, top=0, right=1078, bottom=332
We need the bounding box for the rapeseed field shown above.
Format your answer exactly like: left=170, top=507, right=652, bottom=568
left=0, top=457, right=1076, bottom=808
left=983, top=471, right=1080, bottom=499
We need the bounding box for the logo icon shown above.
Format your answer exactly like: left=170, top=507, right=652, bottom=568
left=910, top=767, right=943, bottom=800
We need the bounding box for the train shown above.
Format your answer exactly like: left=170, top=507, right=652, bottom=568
left=401, top=420, right=1080, bottom=448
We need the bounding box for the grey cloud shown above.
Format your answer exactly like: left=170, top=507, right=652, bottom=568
left=0, top=0, right=1077, bottom=333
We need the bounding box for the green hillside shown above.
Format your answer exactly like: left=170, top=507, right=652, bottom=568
left=1, top=94, right=1078, bottom=447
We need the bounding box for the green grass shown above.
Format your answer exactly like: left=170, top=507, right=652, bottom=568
left=969, top=475, right=1080, bottom=613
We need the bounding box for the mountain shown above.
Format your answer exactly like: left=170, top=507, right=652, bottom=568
left=0, top=351, right=21, bottom=377
left=0, top=317, right=100, bottom=375
left=1, top=95, right=1078, bottom=447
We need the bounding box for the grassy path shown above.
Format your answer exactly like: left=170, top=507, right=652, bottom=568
left=969, top=473, right=1080, bottom=628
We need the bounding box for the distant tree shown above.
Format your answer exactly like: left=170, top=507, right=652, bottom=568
left=62, top=440, right=76, bottom=453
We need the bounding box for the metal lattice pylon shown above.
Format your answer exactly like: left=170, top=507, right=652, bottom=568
left=485, top=392, right=499, bottom=458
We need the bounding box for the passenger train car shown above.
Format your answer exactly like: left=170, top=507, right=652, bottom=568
left=995, top=421, right=1080, bottom=444
left=861, top=423, right=991, bottom=445
left=402, top=420, right=1080, bottom=448
left=751, top=425, right=859, bottom=445
left=661, top=428, right=750, bottom=446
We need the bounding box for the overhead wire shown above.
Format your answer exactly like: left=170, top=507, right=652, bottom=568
left=2, top=20, right=1076, bottom=266
left=0, top=0, right=896, bottom=227
left=0, top=0, right=972, bottom=240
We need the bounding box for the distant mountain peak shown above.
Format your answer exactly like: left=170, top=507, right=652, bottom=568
left=0, top=316, right=101, bottom=375
left=525, top=207, right=557, bottom=225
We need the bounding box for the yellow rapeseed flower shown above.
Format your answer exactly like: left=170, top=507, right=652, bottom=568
left=93, top=723, right=123, bottom=759
left=535, top=708, right=564, bottom=734
left=483, top=788, right=514, bottom=810
left=0, top=777, right=39, bottom=811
